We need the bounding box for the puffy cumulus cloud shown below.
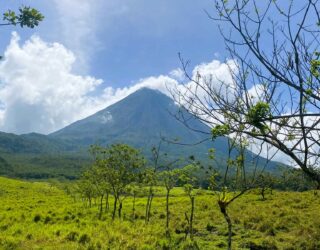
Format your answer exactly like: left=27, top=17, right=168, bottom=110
left=192, top=59, right=236, bottom=85
left=0, top=33, right=103, bottom=134
left=95, top=75, right=180, bottom=112
left=186, top=59, right=238, bottom=102
left=246, top=84, right=269, bottom=105
left=169, top=68, right=185, bottom=81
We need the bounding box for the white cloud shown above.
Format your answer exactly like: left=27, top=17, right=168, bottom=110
left=247, top=84, right=267, bottom=104
left=169, top=68, right=185, bottom=81
left=0, top=33, right=103, bottom=134
left=52, top=0, right=105, bottom=72
left=187, top=59, right=237, bottom=102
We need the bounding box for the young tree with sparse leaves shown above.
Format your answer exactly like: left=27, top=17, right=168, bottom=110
left=158, top=167, right=181, bottom=235
left=171, top=0, right=320, bottom=190
left=144, top=143, right=163, bottom=223
left=179, top=164, right=200, bottom=240
left=207, top=132, right=268, bottom=250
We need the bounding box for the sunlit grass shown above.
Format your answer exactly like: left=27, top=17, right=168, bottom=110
left=0, top=177, right=319, bottom=249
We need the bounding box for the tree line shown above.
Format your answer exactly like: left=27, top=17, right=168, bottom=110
left=73, top=141, right=317, bottom=248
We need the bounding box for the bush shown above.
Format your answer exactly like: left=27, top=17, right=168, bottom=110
left=2, top=240, right=19, bottom=250
left=65, top=231, right=79, bottom=242
left=13, top=229, right=22, bottom=236
left=241, top=240, right=278, bottom=250
left=159, top=213, right=165, bottom=219
left=206, top=223, right=217, bottom=232
left=181, top=240, right=200, bottom=250
left=44, top=216, right=52, bottom=224
left=79, top=234, right=91, bottom=244
left=33, top=214, right=41, bottom=223
left=156, top=239, right=170, bottom=250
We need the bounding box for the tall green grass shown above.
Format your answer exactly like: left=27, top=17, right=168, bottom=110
left=0, top=177, right=319, bottom=249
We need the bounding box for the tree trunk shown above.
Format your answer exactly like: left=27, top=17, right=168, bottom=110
left=314, top=182, right=320, bottom=196
left=145, top=193, right=151, bottom=223
left=261, top=188, right=265, bottom=200
left=105, top=192, right=109, bottom=212
left=219, top=202, right=232, bottom=250
left=148, top=193, right=154, bottom=222
left=132, top=193, right=136, bottom=219
left=166, top=189, right=170, bottom=230
left=118, top=200, right=123, bottom=219
left=88, top=196, right=92, bottom=208
left=190, top=196, right=195, bottom=240
left=112, top=196, right=117, bottom=220
left=145, top=187, right=154, bottom=223
left=99, top=194, right=104, bottom=219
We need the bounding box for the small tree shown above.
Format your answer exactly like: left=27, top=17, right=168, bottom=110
left=256, top=173, right=275, bottom=200
left=144, top=143, right=163, bottom=223
left=171, top=0, right=320, bottom=188
left=78, top=171, right=96, bottom=208
left=158, top=167, right=181, bottom=235
left=90, top=166, right=108, bottom=219
left=179, top=164, right=200, bottom=240
left=207, top=132, right=263, bottom=250
left=126, top=184, right=140, bottom=220
left=92, top=144, right=145, bottom=220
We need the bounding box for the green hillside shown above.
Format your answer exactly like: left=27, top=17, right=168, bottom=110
left=0, top=132, right=72, bottom=154
left=0, top=177, right=319, bottom=249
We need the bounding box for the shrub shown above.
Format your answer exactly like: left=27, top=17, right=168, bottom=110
left=2, top=240, right=19, bottom=250
left=13, top=229, right=22, bottom=236
left=65, top=231, right=79, bottom=242
left=0, top=225, right=9, bottom=231
left=33, top=214, right=41, bottom=223
left=241, top=240, right=278, bottom=250
left=79, top=234, right=91, bottom=245
left=156, top=239, right=170, bottom=250
left=181, top=240, right=200, bottom=250
left=206, top=223, right=217, bottom=232
left=44, top=216, right=52, bottom=224
left=95, top=242, right=102, bottom=249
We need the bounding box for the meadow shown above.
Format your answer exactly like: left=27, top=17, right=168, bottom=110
left=0, top=177, right=319, bottom=250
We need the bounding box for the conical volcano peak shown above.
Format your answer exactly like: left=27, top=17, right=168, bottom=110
left=119, top=87, right=172, bottom=105
left=131, top=87, right=166, bottom=96
left=50, top=86, right=211, bottom=151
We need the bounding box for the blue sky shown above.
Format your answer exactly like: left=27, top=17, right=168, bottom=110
left=0, top=1, right=226, bottom=87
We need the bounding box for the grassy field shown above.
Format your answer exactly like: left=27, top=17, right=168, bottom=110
left=0, top=177, right=319, bottom=249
